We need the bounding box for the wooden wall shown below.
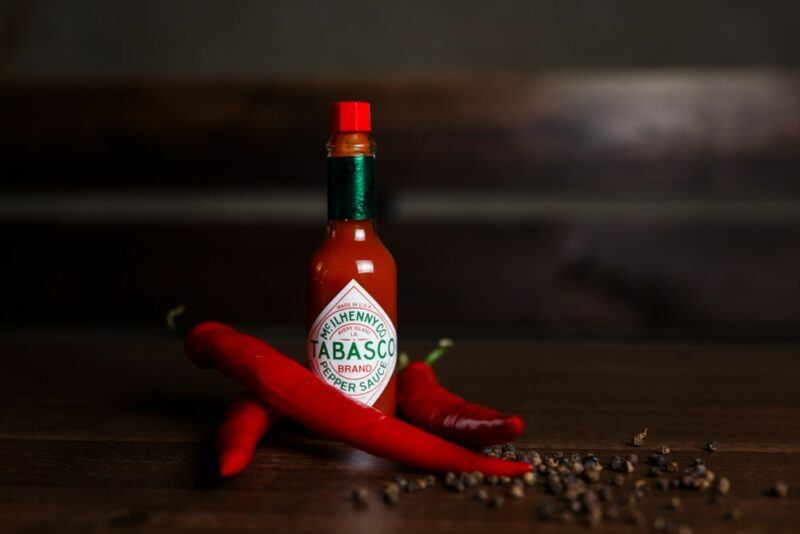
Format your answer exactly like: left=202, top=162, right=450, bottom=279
left=2, top=72, right=799, bottom=335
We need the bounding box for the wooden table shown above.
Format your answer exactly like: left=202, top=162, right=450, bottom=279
left=1, top=331, right=798, bottom=532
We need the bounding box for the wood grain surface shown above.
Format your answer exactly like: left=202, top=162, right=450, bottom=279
left=1, top=331, right=798, bottom=532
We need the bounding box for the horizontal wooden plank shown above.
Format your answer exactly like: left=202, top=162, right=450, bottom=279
left=2, top=220, right=799, bottom=330
left=2, top=73, right=799, bottom=193
left=3, top=190, right=800, bottom=224
left=1, top=336, right=798, bottom=532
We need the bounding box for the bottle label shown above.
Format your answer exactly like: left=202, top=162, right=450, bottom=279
left=327, top=156, right=375, bottom=220
left=307, top=279, right=397, bottom=406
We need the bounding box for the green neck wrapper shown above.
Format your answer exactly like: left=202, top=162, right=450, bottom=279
left=327, top=156, right=375, bottom=221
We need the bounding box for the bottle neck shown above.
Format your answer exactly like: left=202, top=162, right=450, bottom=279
left=326, top=132, right=376, bottom=222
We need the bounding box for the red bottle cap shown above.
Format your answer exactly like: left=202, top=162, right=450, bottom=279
left=331, top=101, right=371, bottom=132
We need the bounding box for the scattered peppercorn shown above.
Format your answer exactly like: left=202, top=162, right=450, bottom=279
left=481, top=445, right=502, bottom=458
left=449, top=480, right=465, bottom=492
left=584, top=466, right=601, bottom=483
left=679, top=460, right=715, bottom=491
left=716, top=476, right=731, bottom=496
left=727, top=508, right=743, bottom=521
left=623, top=460, right=636, bottom=474
left=351, top=487, right=369, bottom=508
left=648, top=467, right=662, bottom=478
left=444, top=471, right=465, bottom=492
left=584, top=453, right=600, bottom=469
left=360, top=435, right=751, bottom=530
left=394, top=475, right=409, bottom=492
left=382, top=483, right=400, bottom=505
left=648, top=453, right=669, bottom=470
left=667, top=461, right=679, bottom=473
left=631, top=427, right=648, bottom=447
left=487, top=494, right=505, bottom=508
left=408, top=479, right=423, bottom=492
left=608, top=455, right=623, bottom=471
left=472, top=487, right=489, bottom=502
left=462, top=472, right=479, bottom=488
left=769, top=482, right=788, bottom=498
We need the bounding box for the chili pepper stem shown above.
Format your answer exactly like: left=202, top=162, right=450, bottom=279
left=424, top=338, right=454, bottom=366
left=399, top=351, right=410, bottom=371
left=165, top=305, right=189, bottom=338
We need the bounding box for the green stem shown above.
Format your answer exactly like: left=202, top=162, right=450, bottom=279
left=398, top=351, right=410, bottom=371
left=424, top=338, right=453, bottom=366
left=165, top=304, right=188, bottom=338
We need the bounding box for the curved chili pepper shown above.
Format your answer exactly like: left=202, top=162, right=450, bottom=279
left=397, top=340, right=524, bottom=447
left=216, top=392, right=279, bottom=477
left=186, top=322, right=531, bottom=476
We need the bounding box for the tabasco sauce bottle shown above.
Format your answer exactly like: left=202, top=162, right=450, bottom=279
left=307, top=101, right=398, bottom=415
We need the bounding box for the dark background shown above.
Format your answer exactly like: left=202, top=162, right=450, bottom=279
left=1, top=0, right=799, bottom=338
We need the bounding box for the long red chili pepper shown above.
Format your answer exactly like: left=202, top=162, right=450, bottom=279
left=397, top=340, right=524, bottom=447
left=185, top=322, right=530, bottom=476
left=215, top=392, right=279, bottom=477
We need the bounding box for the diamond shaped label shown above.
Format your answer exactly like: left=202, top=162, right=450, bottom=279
left=307, top=279, right=397, bottom=406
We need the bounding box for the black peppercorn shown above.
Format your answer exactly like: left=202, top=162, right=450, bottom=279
left=351, top=487, right=369, bottom=508
left=487, top=494, right=505, bottom=508
left=382, top=483, right=400, bottom=505
left=609, top=455, right=623, bottom=471
left=631, top=427, right=648, bottom=447
left=472, top=488, right=489, bottom=502
left=769, top=482, right=788, bottom=498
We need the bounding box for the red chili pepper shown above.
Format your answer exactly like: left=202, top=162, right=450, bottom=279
left=397, top=340, right=524, bottom=447
left=216, top=392, right=279, bottom=477
left=186, top=322, right=530, bottom=476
